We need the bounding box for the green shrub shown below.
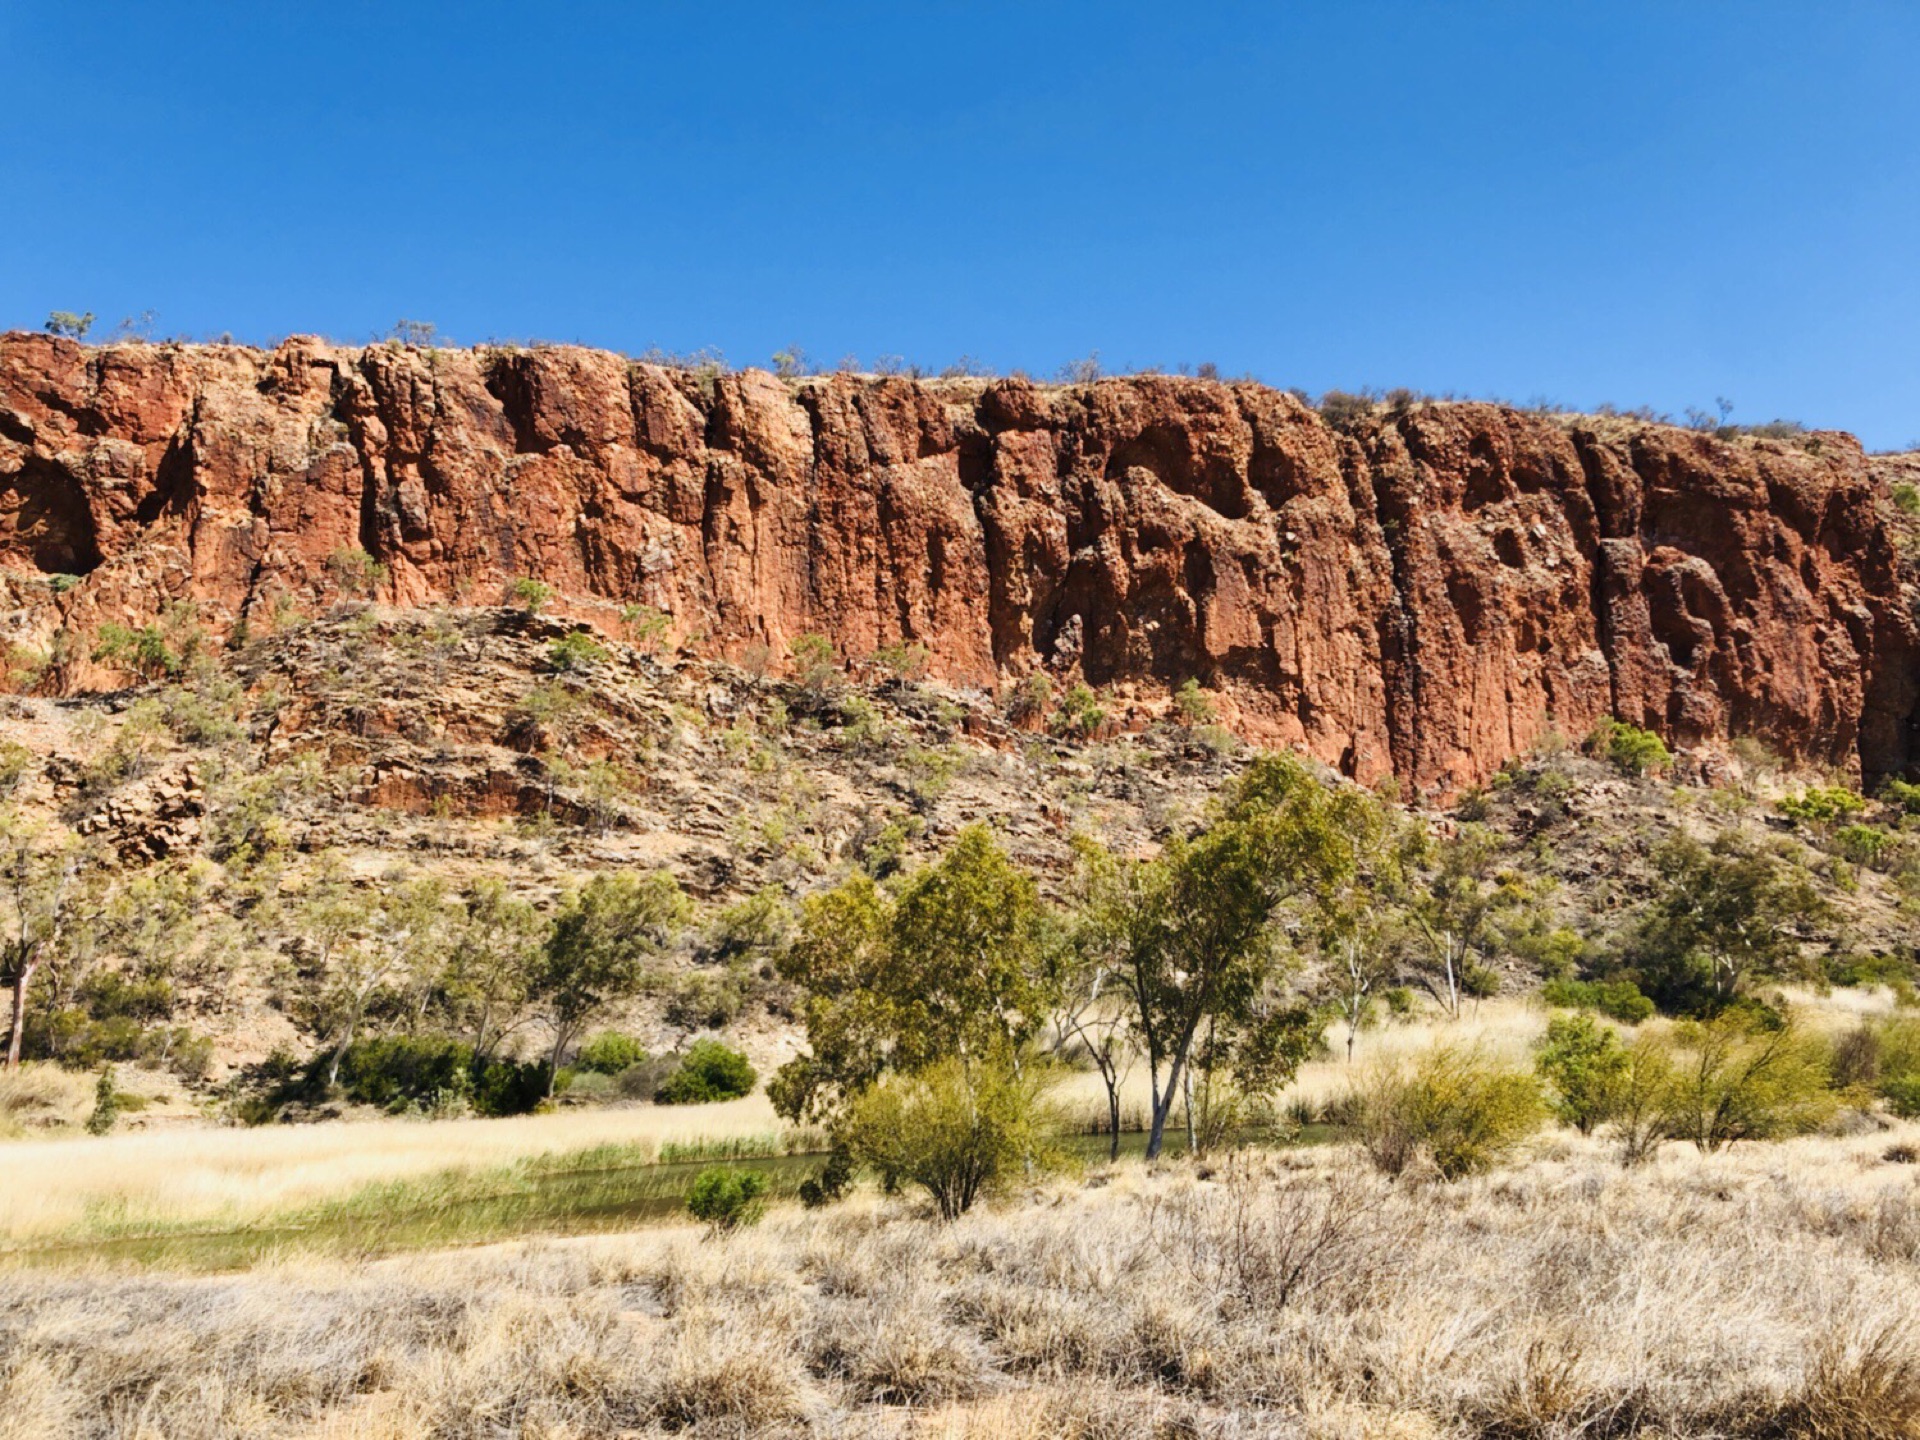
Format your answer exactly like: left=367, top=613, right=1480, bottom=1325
left=839, top=1054, right=1061, bottom=1220
left=575, top=1032, right=649, bottom=1076
left=1776, top=786, right=1867, bottom=826
left=1535, top=1014, right=1629, bottom=1134
left=325, top=546, right=389, bottom=596
left=871, top=641, right=931, bottom=680
left=508, top=577, right=554, bottom=614
left=1661, top=1012, right=1836, bottom=1151
left=1591, top=718, right=1671, bottom=777
left=1354, top=1043, right=1546, bottom=1180
left=547, top=631, right=608, bottom=672
left=1880, top=778, right=1920, bottom=815
left=799, top=1149, right=855, bottom=1208
left=1172, top=678, right=1216, bottom=725
left=1541, top=977, right=1656, bottom=1024
left=85, top=1066, right=122, bottom=1136
left=685, top=1166, right=769, bottom=1231
left=313, top=1036, right=545, bottom=1117
left=1050, top=683, right=1105, bottom=739
left=654, top=1039, right=758, bottom=1105
left=1835, top=824, right=1893, bottom=868
left=1874, top=1018, right=1920, bottom=1117
left=1883, top=1076, right=1920, bottom=1119
left=1893, top=482, right=1920, bottom=515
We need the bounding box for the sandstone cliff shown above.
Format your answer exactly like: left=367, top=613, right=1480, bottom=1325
left=2, top=333, right=1913, bottom=791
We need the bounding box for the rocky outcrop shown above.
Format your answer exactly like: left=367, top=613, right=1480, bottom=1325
left=2, top=333, right=1914, bottom=792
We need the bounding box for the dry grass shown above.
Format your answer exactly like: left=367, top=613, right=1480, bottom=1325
left=0, top=1091, right=787, bottom=1243
left=6, top=1125, right=1920, bottom=1438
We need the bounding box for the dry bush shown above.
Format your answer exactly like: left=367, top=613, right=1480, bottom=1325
left=6, top=1128, right=1920, bottom=1435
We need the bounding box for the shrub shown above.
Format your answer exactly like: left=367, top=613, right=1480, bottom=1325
left=799, top=1149, right=855, bottom=1208
left=1050, top=682, right=1105, bottom=739
left=547, top=631, right=608, bottom=672
left=1172, top=678, right=1216, bottom=725
left=1591, top=717, right=1671, bottom=776
left=1661, top=1012, right=1837, bottom=1151
left=507, top=577, right=553, bottom=614
left=1535, top=1014, right=1629, bottom=1133
left=789, top=632, right=836, bottom=689
left=871, top=641, right=931, bottom=680
left=1894, top=482, right=1920, bottom=515
left=685, top=1166, right=770, bottom=1231
left=1884, top=1077, right=1920, bottom=1119
left=1835, top=824, right=1893, bottom=867
left=325, top=546, right=388, bottom=596
left=575, top=1031, right=649, bottom=1076
left=1874, top=1018, right=1920, bottom=1117
left=1354, top=1043, right=1546, bottom=1180
left=91, top=622, right=180, bottom=681
left=1541, top=977, right=1655, bottom=1024
left=85, top=1066, right=122, bottom=1135
left=839, top=1054, right=1060, bottom=1220
left=313, top=1036, right=546, bottom=1117
left=1881, top=778, right=1920, bottom=814
left=45, top=310, right=94, bottom=339
left=655, top=1040, right=758, bottom=1105
left=1777, top=786, right=1868, bottom=826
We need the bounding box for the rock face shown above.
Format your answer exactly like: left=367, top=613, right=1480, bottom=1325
left=2, top=333, right=1914, bottom=791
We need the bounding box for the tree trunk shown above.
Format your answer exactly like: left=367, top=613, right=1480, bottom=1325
left=1182, top=1060, right=1197, bottom=1155
left=5, top=956, right=38, bottom=1070
left=1105, top=1069, right=1121, bottom=1162
left=1144, top=1058, right=1181, bottom=1161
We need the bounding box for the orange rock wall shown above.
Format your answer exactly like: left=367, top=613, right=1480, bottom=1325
left=3, top=333, right=1913, bottom=792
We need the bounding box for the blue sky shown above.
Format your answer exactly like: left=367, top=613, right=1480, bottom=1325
left=3, top=3, right=1916, bottom=447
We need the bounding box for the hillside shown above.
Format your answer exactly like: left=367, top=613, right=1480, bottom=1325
left=1, top=591, right=1917, bottom=1123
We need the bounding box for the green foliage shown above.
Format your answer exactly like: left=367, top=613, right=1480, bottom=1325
left=1661, top=1012, right=1837, bottom=1151
left=771, top=825, right=1054, bottom=1122
left=1633, top=832, right=1825, bottom=1013
left=314, top=1035, right=545, bottom=1116
left=1172, top=678, right=1216, bottom=725
left=1776, top=786, right=1868, bottom=826
left=871, top=641, right=931, bottom=680
left=1835, top=823, right=1894, bottom=868
left=574, top=1031, right=649, bottom=1076
left=1880, top=778, right=1920, bottom=815
left=1009, top=671, right=1053, bottom=722
left=840, top=1053, right=1060, bottom=1220
left=546, top=631, right=608, bottom=672
left=685, top=1166, right=770, bottom=1230
left=1355, top=1043, right=1546, bottom=1180
left=45, top=310, right=94, bottom=339
left=325, top=546, right=389, bottom=597
left=1591, top=717, right=1671, bottom=776
left=1893, top=482, right=1920, bottom=515
left=85, top=1065, right=121, bottom=1135
left=1541, top=977, right=1655, bottom=1024
left=508, top=577, right=554, bottom=614
left=789, top=632, right=836, bottom=689
left=704, top=886, right=794, bottom=963
left=535, top=871, right=689, bottom=1091
left=1535, top=1014, right=1629, bottom=1133
left=1871, top=1018, right=1920, bottom=1117
left=91, top=622, right=180, bottom=681
left=1050, top=682, right=1105, bottom=738
left=620, top=603, right=673, bottom=650
left=798, top=1149, right=854, bottom=1208
left=655, top=1039, right=758, bottom=1104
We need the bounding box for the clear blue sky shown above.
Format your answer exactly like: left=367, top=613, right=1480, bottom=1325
left=4, top=3, right=1916, bottom=447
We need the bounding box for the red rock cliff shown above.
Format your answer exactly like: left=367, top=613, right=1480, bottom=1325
left=2, top=333, right=1914, bottom=792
